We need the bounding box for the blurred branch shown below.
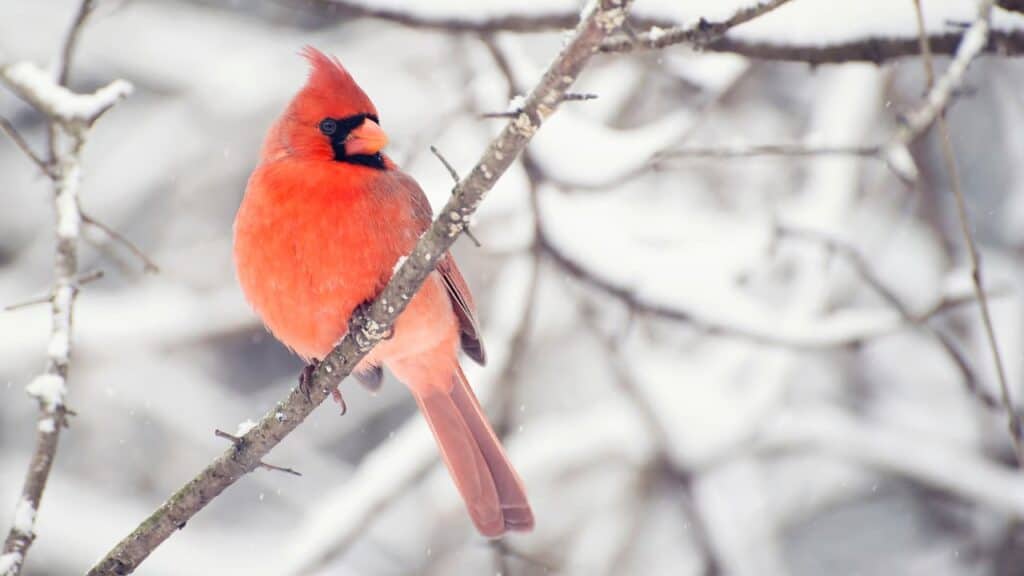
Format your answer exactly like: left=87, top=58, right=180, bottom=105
left=80, top=211, right=160, bottom=274
left=1001, top=0, right=1024, bottom=13
left=762, top=409, right=1024, bottom=516
left=0, top=116, right=52, bottom=176
left=303, top=0, right=578, bottom=32
left=778, top=226, right=1020, bottom=425
left=303, top=0, right=1024, bottom=63
left=909, top=0, right=1024, bottom=467
left=86, top=2, right=633, bottom=574
left=599, top=0, right=793, bottom=53
left=579, top=301, right=723, bottom=576
left=654, top=141, right=919, bottom=187
left=536, top=213, right=1001, bottom=351
left=54, top=0, right=96, bottom=87
left=703, top=30, right=1024, bottom=64
left=0, top=1, right=133, bottom=572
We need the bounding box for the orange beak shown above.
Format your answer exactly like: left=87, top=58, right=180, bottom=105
left=344, top=118, right=388, bottom=156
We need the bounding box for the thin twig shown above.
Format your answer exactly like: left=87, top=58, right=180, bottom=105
left=909, top=0, right=1024, bottom=466
left=429, top=145, right=460, bottom=183
left=86, top=3, right=633, bottom=574
left=55, top=0, right=97, bottom=88
left=656, top=143, right=879, bottom=160
left=429, top=145, right=481, bottom=247
left=653, top=141, right=919, bottom=188
left=3, top=269, right=103, bottom=312
left=80, top=211, right=160, bottom=273
left=0, top=117, right=52, bottom=176
left=600, top=0, right=794, bottom=53
left=481, top=92, right=599, bottom=118
left=778, top=226, right=1017, bottom=423
left=213, top=430, right=302, bottom=477
left=707, top=29, right=1024, bottom=65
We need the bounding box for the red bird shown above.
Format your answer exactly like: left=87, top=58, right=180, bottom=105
left=233, top=48, right=533, bottom=537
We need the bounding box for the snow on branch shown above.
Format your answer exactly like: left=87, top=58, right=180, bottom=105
left=0, top=61, right=132, bottom=125
left=599, top=0, right=794, bottom=53
left=85, top=2, right=633, bottom=574
left=896, top=4, right=994, bottom=146
left=0, top=2, right=133, bottom=573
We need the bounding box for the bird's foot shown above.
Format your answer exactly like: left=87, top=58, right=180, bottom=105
left=298, top=358, right=320, bottom=402
left=330, top=386, right=347, bottom=416
left=348, top=300, right=394, bottom=345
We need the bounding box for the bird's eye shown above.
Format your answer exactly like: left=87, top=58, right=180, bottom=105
left=319, top=119, right=337, bottom=135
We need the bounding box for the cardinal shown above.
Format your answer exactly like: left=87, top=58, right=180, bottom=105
left=233, top=47, right=533, bottom=537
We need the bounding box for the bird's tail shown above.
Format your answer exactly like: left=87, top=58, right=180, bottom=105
left=414, top=365, right=534, bottom=537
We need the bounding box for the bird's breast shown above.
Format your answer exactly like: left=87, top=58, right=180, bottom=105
left=234, top=161, right=420, bottom=360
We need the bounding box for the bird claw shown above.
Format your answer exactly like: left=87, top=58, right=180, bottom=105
left=299, top=359, right=320, bottom=401
left=348, top=300, right=395, bottom=344
left=331, top=387, right=347, bottom=416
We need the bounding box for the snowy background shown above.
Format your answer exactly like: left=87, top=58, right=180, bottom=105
left=3, top=0, right=1024, bottom=574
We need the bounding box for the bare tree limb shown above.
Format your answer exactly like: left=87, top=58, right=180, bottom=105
left=302, top=0, right=580, bottom=33
left=702, top=30, right=1024, bottom=64
left=578, top=301, right=723, bottom=576
left=908, top=0, right=1024, bottom=466
left=302, top=0, right=1024, bottom=63
left=0, top=3, right=133, bottom=573
left=599, top=0, right=794, bottom=53
left=85, top=2, right=633, bottom=574
left=653, top=142, right=919, bottom=187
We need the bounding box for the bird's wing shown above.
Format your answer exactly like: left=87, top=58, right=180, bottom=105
left=397, top=169, right=487, bottom=365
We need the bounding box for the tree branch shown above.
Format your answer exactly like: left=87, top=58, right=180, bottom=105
left=0, top=116, right=52, bottom=177
left=85, top=2, right=633, bottom=574
left=908, top=0, right=1024, bottom=466
left=0, top=9, right=132, bottom=570
left=301, top=0, right=1024, bottom=63
left=702, top=29, right=1024, bottom=64
left=302, top=0, right=579, bottom=33
left=599, top=0, right=794, bottom=53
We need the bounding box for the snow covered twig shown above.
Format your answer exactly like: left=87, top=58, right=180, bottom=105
left=599, top=0, right=794, bottom=53
left=0, top=62, right=131, bottom=126
left=0, top=6, right=133, bottom=573
left=86, top=2, right=633, bottom=574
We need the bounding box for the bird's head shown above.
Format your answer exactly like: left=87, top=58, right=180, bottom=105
left=265, top=47, right=389, bottom=169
